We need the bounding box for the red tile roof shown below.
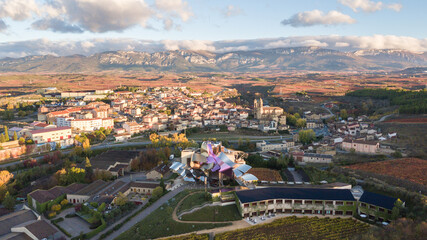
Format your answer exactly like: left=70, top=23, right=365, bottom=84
left=30, top=126, right=71, bottom=135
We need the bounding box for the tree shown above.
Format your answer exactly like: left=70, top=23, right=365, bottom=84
left=160, top=177, right=165, bottom=191
left=340, top=109, right=348, bottom=120
left=0, top=134, right=5, bottom=143
left=152, top=186, right=164, bottom=199
left=60, top=199, right=69, bottom=206
left=97, top=202, right=106, bottom=212
left=392, top=198, right=404, bottom=220
left=115, top=192, right=128, bottom=206
left=13, top=131, right=17, bottom=141
left=18, top=137, right=25, bottom=145
left=298, top=129, right=316, bottom=145
left=296, top=118, right=306, bottom=128
left=3, top=191, right=15, bottom=210
left=51, top=204, right=61, bottom=212
left=0, top=170, right=13, bottom=186
left=3, top=127, right=9, bottom=141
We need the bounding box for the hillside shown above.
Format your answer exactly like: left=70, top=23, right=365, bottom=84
left=0, top=47, right=426, bottom=73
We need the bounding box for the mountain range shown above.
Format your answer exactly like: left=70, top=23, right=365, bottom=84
left=0, top=47, right=426, bottom=73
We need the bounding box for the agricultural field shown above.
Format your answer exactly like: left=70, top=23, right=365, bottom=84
left=163, top=234, right=209, bottom=240
left=247, top=168, right=283, bottom=182
left=215, top=216, right=370, bottom=240
left=180, top=205, right=242, bottom=222
left=377, top=120, right=427, bottom=158
left=345, top=158, right=427, bottom=186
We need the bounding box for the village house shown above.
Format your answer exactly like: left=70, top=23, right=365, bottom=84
left=341, top=139, right=380, bottom=154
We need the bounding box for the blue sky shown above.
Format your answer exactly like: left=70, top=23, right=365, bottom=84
left=0, top=0, right=426, bottom=57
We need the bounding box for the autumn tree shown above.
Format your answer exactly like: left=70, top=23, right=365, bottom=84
left=115, top=192, right=128, bottom=206
left=85, top=157, right=93, bottom=180
left=340, top=109, right=348, bottom=120
left=51, top=204, right=61, bottom=212
left=13, top=131, right=18, bottom=141
left=0, top=170, right=13, bottom=186
left=4, top=126, right=9, bottom=141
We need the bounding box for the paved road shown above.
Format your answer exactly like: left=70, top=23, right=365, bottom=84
left=104, top=184, right=192, bottom=240
left=321, top=105, right=335, bottom=116
left=376, top=114, right=395, bottom=123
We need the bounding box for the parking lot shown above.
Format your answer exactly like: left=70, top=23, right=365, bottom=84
left=57, top=216, right=92, bottom=237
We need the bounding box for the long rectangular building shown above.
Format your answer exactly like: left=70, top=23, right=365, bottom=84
left=235, top=187, right=357, bottom=218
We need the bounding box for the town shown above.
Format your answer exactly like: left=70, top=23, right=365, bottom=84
left=0, top=84, right=424, bottom=240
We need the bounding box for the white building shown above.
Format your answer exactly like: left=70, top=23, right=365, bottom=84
left=28, top=126, right=73, bottom=147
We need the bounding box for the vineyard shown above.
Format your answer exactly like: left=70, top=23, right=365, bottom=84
left=345, top=158, right=427, bottom=186
left=215, top=216, right=370, bottom=240
left=163, top=234, right=209, bottom=240
left=247, top=168, right=283, bottom=182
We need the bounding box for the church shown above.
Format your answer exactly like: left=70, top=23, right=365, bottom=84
left=254, top=98, right=285, bottom=121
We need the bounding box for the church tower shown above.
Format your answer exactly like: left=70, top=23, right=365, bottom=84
left=254, top=98, right=263, bottom=119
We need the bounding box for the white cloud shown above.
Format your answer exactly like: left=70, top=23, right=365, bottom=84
left=387, top=3, right=402, bottom=12
left=222, top=5, right=243, bottom=17
left=161, top=40, right=215, bottom=51
left=0, top=0, right=40, bottom=20
left=335, top=42, right=350, bottom=47
left=57, top=0, right=153, bottom=33
left=1, top=35, right=427, bottom=58
left=155, top=0, right=193, bottom=22
left=0, top=0, right=195, bottom=33
left=339, top=0, right=402, bottom=12
left=281, top=10, right=356, bottom=27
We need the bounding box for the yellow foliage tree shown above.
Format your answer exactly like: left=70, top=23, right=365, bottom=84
left=60, top=199, right=68, bottom=206
left=51, top=204, right=61, bottom=212
left=0, top=170, right=13, bottom=186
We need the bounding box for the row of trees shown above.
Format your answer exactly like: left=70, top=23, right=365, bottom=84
left=149, top=133, right=196, bottom=149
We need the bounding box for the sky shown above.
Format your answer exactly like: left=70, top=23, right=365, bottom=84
left=0, top=0, right=426, bottom=58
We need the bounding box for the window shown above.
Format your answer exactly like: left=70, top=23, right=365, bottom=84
left=315, top=201, right=323, bottom=205
left=346, top=202, right=354, bottom=206
left=285, top=200, right=292, bottom=204
left=268, top=200, right=274, bottom=204
left=379, top=208, right=385, bottom=212
left=361, top=203, right=367, bottom=207
left=294, top=200, right=303, bottom=204
left=325, top=201, right=333, bottom=205
left=336, top=201, right=344, bottom=206
left=244, top=204, right=249, bottom=208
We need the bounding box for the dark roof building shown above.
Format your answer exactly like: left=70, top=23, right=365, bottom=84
left=359, top=191, right=397, bottom=210
left=236, top=187, right=355, bottom=203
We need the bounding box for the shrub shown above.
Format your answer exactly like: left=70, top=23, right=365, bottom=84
left=48, top=212, right=57, bottom=218
left=51, top=204, right=61, bottom=212
left=60, top=199, right=69, bottom=206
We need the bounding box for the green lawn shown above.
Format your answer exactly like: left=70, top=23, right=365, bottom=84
left=115, top=190, right=229, bottom=240
left=181, top=204, right=242, bottom=222
left=177, top=192, right=211, bottom=214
